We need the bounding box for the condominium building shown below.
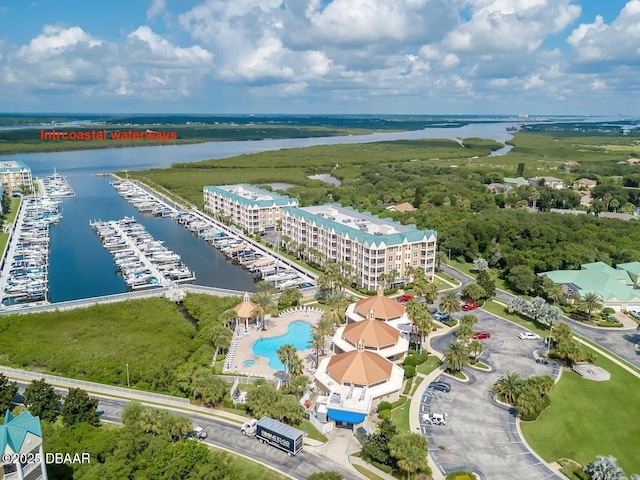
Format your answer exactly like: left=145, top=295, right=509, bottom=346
left=282, top=204, right=437, bottom=290
left=1, top=410, right=48, bottom=480
left=203, top=184, right=298, bottom=233
left=0, top=160, right=34, bottom=193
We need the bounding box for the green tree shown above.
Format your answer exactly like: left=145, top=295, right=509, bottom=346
left=251, top=290, right=278, bottom=331
left=435, top=251, right=448, bottom=271
left=276, top=343, right=299, bottom=382
left=443, top=342, right=469, bottom=373
left=308, top=329, right=325, bottom=366
left=439, top=290, right=461, bottom=317
left=461, top=282, right=486, bottom=302
left=467, top=339, right=484, bottom=363
left=578, top=292, right=604, bottom=321
left=192, top=368, right=227, bottom=407
left=322, top=290, right=349, bottom=326
left=23, top=378, right=61, bottom=422
left=209, top=325, right=232, bottom=360
left=515, top=384, right=546, bottom=419
left=246, top=384, right=281, bottom=419
left=507, top=265, right=538, bottom=294
left=459, top=314, right=478, bottom=329
left=318, top=261, right=344, bottom=293
left=362, top=417, right=397, bottom=465
left=278, top=287, right=303, bottom=308
left=476, top=269, right=496, bottom=298
left=388, top=433, right=430, bottom=480
left=456, top=324, right=473, bottom=344
left=0, top=374, right=18, bottom=414
left=217, top=308, right=237, bottom=328
left=552, top=322, right=573, bottom=344
left=492, top=372, right=522, bottom=405
left=61, top=388, right=100, bottom=427
left=271, top=393, right=305, bottom=425
left=525, top=375, right=555, bottom=397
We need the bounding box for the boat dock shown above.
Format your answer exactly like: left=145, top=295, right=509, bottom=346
left=37, top=168, right=75, bottom=198
left=90, top=217, right=195, bottom=290
left=110, top=179, right=317, bottom=291
left=0, top=195, right=62, bottom=306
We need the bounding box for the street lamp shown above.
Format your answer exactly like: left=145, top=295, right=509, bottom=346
left=448, top=249, right=451, bottom=262
left=126, top=363, right=130, bottom=388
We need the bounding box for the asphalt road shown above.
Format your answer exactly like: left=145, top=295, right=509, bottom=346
left=425, top=310, right=563, bottom=480
left=440, top=265, right=640, bottom=368
left=13, top=383, right=359, bottom=480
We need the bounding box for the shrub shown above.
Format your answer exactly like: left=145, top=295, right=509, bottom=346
left=403, top=378, right=413, bottom=395
left=446, top=471, right=474, bottom=480
left=403, top=356, right=419, bottom=367
left=391, top=396, right=407, bottom=409
left=383, top=287, right=399, bottom=296
left=414, top=351, right=430, bottom=365
left=378, top=409, right=391, bottom=419
left=377, top=401, right=392, bottom=412
left=602, top=307, right=615, bottom=314
left=403, top=365, right=416, bottom=378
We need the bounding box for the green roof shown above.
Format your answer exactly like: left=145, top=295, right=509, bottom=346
left=503, top=177, right=528, bottom=185
left=204, top=184, right=297, bottom=209
left=617, top=262, right=640, bottom=283
left=0, top=410, right=42, bottom=455
left=540, top=261, right=640, bottom=303
left=0, top=160, right=31, bottom=173
left=283, top=205, right=437, bottom=247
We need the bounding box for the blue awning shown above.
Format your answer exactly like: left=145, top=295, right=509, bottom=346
left=327, top=409, right=366, bottom=424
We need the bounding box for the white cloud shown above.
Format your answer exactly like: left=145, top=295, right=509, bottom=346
left=591, top=79, right=606, bottom=91
left=146, top=0, right=167, bottom=20
left=568, top=1, right=640, bottom=64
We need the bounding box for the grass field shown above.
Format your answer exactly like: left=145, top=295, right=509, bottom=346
left=0, top=197, right=23, bottom=264
left=521, top=351, right=640, bottom=475
left=481, top=300, right=550, bottom=338
left=0, top=298, right=201, bottom=392
left=391, top=397, right=411, bottom=433
left=416, top=356, right=443, bottom=376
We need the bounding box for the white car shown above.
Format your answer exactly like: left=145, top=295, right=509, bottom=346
left=629, top=309, right=640, bottom=320
left=518, top=331, right=540, bottom=340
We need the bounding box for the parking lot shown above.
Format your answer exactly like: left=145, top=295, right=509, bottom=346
left=424, top=310, right=563, bottom=480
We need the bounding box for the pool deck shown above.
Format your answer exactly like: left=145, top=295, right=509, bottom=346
left=230, top=306, right=333, bottom=379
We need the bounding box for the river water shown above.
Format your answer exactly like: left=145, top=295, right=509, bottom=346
left=8, top=122, right=516, bottom=303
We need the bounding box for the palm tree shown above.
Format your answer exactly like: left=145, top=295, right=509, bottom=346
left=276, top=343, right=299, bottom=382
left=439, top=290, right=461, bottom=317
left=492, top=372, right=522, bottom=404
left=529, top=189, right=540, bottom=210
left=456, top=324, right=473, bottom=344
left=552, top=322, right=573, bottom=343
left=323, top=290, right=348, bottom=326
left=218, top=308, right=237, bottom=329
left=527, top=375, right=555, bottom=397
left=256, top=280, right=276, bottom=294
left=435, top=251, right=447, bottom=271
left=422, top=281, right=439, bottom=304
left=251, top=291, right=278, bottom=331
left=315, top=316, right=334, bottom=355
left=467, top=339, right=484, bottom=364
left=406, top=301, right=433, bottom=352
left=209, top=325, right=232, bottom=365
left=308, top=329, right=324, bottom=366
left=443, top=341, right=469, bottom=373
left=461, top=282, right=486, bottom=302
left=578, top=292, right=604, bottom=321
left=460, top=314, right=478, bottom=329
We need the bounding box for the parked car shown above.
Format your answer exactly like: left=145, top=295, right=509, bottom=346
left=428, top=381, right=451, bottom=392
left=629, top=309, right=640, bottom=319
left=433, top=311, right=450, bottom=321
left=422, top=412, right=447, bottom=426
left=397, top=294, right=414, bottom=303
left=473, top=331, right=491, bottom=339
left=518, top=331, right=540, bottom=340
left=461, top=301, right=480, bottom=311
left=430, top=306, right=439, bottom=314
left=187, top=426, right=208, bottom=440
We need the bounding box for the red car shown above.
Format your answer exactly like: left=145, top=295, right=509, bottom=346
left=473, top=331, right=491, bottom=339
left=461, top=301, right=480, bottom=311
left=396, top=295, right=414, bottom=303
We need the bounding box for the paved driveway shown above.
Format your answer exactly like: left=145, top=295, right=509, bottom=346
left=424, top=310, right=562, bottom=480
left=440, top=265, right=640, bottom=368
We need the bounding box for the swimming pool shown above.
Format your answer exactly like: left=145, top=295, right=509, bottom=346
left=252, top=321, right=312, bottom=371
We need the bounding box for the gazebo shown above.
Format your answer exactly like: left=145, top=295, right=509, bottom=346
left=233, top=292, right=258, bottom=333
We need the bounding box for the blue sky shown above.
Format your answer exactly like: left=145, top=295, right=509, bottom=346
left=0, top=0, right=637, bottom=115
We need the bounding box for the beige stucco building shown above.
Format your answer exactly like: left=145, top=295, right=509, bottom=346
left=203, top=184, right=298, bottom=233
left=282, top=204, right=437, bottom=290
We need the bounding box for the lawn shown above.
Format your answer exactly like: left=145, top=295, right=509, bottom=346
left=521, top=350, right=640, bottom=475
left=0, top=197, right=22, bottom=254
left=416, top=356, right=443, bottom=376
left=391, top=397, right=410, bottom=433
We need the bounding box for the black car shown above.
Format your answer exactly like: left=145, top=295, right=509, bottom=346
left=428, top=381, right=451, bottom=392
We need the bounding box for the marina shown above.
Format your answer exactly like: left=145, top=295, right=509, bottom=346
left=37, top=168, right=75, bottom=198
left=0, top=196, right=62, bottom=306
left=90, top=217, right=196, bottom=290
left=111, top=180, right=316, bottom=291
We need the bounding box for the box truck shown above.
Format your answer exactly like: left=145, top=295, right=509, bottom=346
left=240, top=417, right=304, bottom=456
